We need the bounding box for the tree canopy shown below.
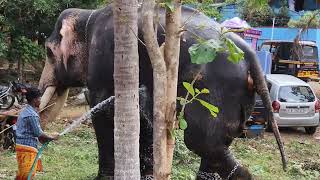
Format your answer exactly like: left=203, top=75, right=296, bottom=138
left=0, top=0, right=105, bottom=63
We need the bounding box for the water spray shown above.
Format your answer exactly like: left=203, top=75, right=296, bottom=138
left=59, top=96, right=114, bottom=136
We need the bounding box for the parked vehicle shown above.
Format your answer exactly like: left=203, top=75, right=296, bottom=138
left=11, top=81, right=29, bottom=104
left=0, top=80, right=30, bottom=110
left=260, top=40, right=319, bottom=81
left=0, top=113, right=17, bottom=150
left=0, top=83, right=15, bottom=110
left=261, top=74, right=319, bottom=134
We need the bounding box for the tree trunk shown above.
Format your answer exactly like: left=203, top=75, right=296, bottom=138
left=143, top=1, right=182, bottom=179
left=164, top=1, right=181, bottom=178
left=142, top=1, right=168, bottom=179
left=113, top=0, right=140, bottom=179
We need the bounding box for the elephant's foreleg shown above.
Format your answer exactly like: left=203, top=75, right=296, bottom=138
left=89, top=90, right=115, bottom=179
left=197, top=148, right=253, bottom=180
left=93, top=114, right=114, bottom=179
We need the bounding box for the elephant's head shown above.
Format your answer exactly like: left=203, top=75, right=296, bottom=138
left=39, top=9, right=93, bottom=127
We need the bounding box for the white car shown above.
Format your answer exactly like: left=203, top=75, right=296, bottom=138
left=266, top=74, right=319, bottom=134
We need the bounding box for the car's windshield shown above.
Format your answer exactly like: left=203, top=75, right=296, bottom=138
left=278, top=86, right=315, bottom=103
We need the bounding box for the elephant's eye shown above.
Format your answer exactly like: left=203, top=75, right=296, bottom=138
left=46, top=48, right=54, bottom=58
left=46, top=48, right=55, bottom=63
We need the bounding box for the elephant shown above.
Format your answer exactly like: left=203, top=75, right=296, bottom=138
left=38, top=4, right=286, bottom=180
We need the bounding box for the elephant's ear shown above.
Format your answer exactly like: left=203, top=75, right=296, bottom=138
left=59, top=18, right=76, bottom=71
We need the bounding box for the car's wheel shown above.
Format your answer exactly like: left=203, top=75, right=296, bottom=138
left=305, top=126, right=317, bottom=135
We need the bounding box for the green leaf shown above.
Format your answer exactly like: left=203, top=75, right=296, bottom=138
left=210, top=110, right=218, bottom=118
left=178, top=112, right=187, bottom=130
left=183, top=82, right=195, bottom=96
left=201, top=88, right=210, bottom=94
left=179, top=118, right=188, bottom=130
left=195, top=88, right=200, bottom=94
left=188, top=39, right=222, bottom=64
left=164, top=0, right=174, bottom=12
left=225, top=38, right=244, bottom=64
left=196, top=98, right=219, bottom=114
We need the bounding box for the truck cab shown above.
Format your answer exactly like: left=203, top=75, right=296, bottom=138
left=260, top=40, right=319, bottom=81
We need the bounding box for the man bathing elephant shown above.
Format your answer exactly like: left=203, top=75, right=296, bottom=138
left=38, top=4, right=286, bottom=180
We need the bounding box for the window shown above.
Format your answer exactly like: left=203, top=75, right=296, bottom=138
left=278, top=86, right=315, bottom=103
left=302, top=45, right=318, bottom=61
left=260, top=44, right=271, bottom=52
left=295, top=0, right=304, bottom=11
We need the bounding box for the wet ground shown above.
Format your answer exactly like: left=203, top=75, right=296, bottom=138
left=60, top=104, right=320, bottom=143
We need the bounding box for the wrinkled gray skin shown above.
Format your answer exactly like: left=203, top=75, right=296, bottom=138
left=39, top=4, right=285, bottom=180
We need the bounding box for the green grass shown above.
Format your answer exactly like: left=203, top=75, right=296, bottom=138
left=230, top=137, right=320, bottom=180
left=0, top=122, right=98, bottom=180
left=1, top=122, right=320, bottom=179
left=172, top=131, right=320, bottom=180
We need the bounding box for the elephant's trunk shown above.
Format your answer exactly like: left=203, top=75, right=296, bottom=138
left=247, top=49, right=287, bottom=170
left=39, top=87, right=69, bottom=128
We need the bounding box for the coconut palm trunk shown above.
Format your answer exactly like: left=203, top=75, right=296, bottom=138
left=113, top=1, right=140, bottom=179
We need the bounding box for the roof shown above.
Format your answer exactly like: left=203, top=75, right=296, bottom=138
left=266, top=74, right=310, bottom=87
left=262, top=40, right=317, bottom=47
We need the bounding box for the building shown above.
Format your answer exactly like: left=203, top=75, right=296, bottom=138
left=219, top=1, right=320, bottom=58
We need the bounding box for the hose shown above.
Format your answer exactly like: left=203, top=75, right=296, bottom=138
left=27, top=141, right=50, bottom=180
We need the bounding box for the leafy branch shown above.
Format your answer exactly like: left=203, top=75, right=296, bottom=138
left=176, top=72, right=219, bottom=130
left=176, top=27, right=244, bottom=131
left=188, top=28, right=245, bottom=65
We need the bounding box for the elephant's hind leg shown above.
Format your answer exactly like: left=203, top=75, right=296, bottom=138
left=139, top=86, right=153, bottom=178
left=196, top=148, right=253, bottom=180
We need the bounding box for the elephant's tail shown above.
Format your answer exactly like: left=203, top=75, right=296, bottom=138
left=245, top=44, right=287, bottom=170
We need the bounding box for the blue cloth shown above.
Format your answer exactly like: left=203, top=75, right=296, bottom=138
left=16, top=105, right=43, bottom=148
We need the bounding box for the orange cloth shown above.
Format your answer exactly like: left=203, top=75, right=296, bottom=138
left=16, top=144, right=43, bottom=180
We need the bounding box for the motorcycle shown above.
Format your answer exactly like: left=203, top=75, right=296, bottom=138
left=0, top=80, right=30, bottom=110
left=0, top=83, right=15, bottom=110
left=0, top=114, right=17, bottom=150
left=11, top=81, right=29, bottom=104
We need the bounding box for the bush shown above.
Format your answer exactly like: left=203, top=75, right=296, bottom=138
left=238, top=0, right=275, bottom=26
left=182, top=0, right=222, bottom=20
left=0, top=33, right=8, bottom=59
left=275, top=2, right=290, bottom=26
left=287, top=11, right=320, bottom=28
left=8, top=36, right=45, bottom=63
left=232, top=0, right=289, bottom=27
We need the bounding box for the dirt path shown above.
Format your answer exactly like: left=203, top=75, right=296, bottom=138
left=57, top=104, right=90, bottom=122
left=264, top=127, right=320, bottom=144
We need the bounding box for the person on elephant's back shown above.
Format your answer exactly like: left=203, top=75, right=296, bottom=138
left=15, top=87, right=59, bottom=180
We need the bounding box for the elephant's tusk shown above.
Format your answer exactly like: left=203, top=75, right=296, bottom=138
left=40, top=86, right=56, bottom=110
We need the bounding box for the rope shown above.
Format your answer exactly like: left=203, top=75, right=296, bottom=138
left=27, top=141, right=50, bottom=180
left=0, top=124, right=14, bottom=135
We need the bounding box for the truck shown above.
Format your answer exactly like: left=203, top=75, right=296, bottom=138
left=259, top=40, right=319, bottom=81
